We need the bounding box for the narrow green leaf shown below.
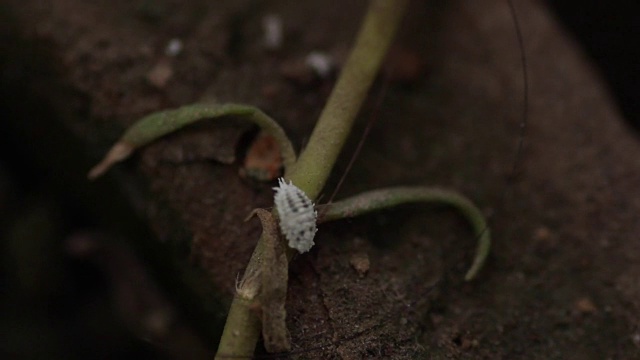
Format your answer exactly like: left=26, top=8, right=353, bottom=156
left=88, top=103, right=296, bottom=179
left=317, top=187, right=491, bottom=281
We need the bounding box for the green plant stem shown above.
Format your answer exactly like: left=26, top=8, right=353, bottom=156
left=287, top=0, right=409, bottom=200
left=214, top=297, right=261, bottom=358
left=317, top=187, right=491, bottom=281
left=215, top=0, right=408, bottom=357
left=216, top=209, right=282, bottom=358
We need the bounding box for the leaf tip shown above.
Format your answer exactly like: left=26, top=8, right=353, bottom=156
left=87, top=142, right=134, bottom=180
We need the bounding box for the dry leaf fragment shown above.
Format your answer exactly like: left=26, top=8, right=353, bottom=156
left=241, top=132, right=283, bottom=181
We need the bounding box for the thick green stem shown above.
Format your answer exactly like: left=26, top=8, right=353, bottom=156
left=215, top=0, right=408, bottom=357
left=287, top=0, right=409, bottom=200
left=215, top=209, right=283, bottom=358
left=214, top=298, right=261, bottom=359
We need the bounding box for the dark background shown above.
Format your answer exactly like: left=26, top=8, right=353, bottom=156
left=545, top=0, right=638, bottom=129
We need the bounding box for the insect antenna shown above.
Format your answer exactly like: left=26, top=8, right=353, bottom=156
left=485, top=0, right=529, bottom=223
left=317, top=73, right=392, bottom=220
left=458, top=0, right=529, bottom=279
left=505, top=0, right=529, bottom=191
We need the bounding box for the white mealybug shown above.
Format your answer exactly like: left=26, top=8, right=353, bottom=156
left=273, top=178, right=318, bottom=253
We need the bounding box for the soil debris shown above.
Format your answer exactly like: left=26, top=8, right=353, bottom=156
left=241, top=131, right=283, bottom=181
left=349, top=252, right=371, bottom=277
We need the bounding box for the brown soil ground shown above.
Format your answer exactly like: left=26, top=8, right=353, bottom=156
left=1, top=0, right=639, bottom=359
